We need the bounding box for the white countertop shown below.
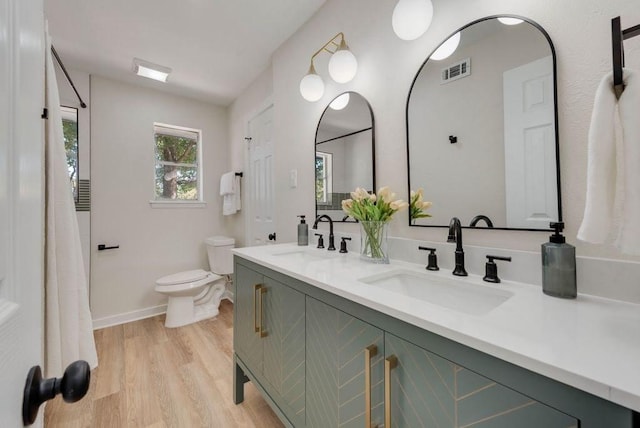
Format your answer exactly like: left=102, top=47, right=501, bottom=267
left=233, top=243, right=640, bottom=413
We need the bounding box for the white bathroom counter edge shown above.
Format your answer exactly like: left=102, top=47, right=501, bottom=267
left=232, top=243, right=640, bottom=413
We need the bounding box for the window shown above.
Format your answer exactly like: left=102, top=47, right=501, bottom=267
left=154, top=123, right=202, bottom=202
left=61, top=106, right=78, bottom=201
left=315, top=151, right=332, bottom=204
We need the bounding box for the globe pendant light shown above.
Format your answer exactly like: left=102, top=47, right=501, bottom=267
left=392, top=0, right=434, bottom=41
left=299, top=61, right=325, bottom=102
left=430, top=31, right=461, bottom=60
left=328, top=38, right=358, bottom=84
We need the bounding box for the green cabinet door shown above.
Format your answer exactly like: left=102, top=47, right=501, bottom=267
left=306, top=296, right=385, bottom=428
left=234, top=264, right=264, bottom=374
left=262, top=275, right=306, bottom=427
left=384, top=333, right=578, bottom=428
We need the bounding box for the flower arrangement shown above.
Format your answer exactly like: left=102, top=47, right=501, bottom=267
left=342, top=187, right=408, bottom=263
left=409, top=188, right=433, bottom=221
left=341, top=186, right=408, bottom=222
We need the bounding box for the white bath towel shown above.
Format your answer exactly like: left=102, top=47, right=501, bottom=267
left=578, top=69, right=640, bottom=255
left=220, top=172, right=241, bottom=215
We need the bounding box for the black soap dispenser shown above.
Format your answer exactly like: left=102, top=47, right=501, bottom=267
left=541, top=222, right=576, bottom=299
left=297, top=215, right=308, bottom=246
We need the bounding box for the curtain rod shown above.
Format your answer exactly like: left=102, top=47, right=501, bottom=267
left=51, top=45, right=87, bottom=108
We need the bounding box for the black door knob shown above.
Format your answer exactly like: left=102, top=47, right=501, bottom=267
left=268, top=232, right=276, bottom=241
left=23, top=360, right=91, bottom=425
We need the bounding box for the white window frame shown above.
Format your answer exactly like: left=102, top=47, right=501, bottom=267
left=316, top=151, right=333, bottom=205
left=150, top=122, right=206, bottom=208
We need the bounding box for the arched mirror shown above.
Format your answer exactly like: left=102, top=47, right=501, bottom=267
left=407, top=16, right=561, bottom=230
left=315, top=92, right=375, bottom=222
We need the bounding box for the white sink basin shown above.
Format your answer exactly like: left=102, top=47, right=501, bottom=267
left=358, top=269, right=513, bottom=315
left=270, top=247, right=339, bottom=262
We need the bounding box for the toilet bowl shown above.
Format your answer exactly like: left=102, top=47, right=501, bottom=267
left=155, top=236, right=234, bottom=328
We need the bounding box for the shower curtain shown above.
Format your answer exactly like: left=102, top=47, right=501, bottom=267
left=44, top=28, right=98, bottom=377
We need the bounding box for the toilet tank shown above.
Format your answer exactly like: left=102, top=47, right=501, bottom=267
left=205, top=236, right=235, bottom=275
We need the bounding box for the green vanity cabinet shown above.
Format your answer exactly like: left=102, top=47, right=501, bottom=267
left=233, top=257, right=637, bottom=428
left=234, top=261, right=306, bottom=427
left=384, top=333, right=577, bottom=428
left=306, top=296, right=384, bottom=428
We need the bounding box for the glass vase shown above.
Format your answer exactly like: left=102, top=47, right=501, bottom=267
left=359, top=220, right=389, bottom=264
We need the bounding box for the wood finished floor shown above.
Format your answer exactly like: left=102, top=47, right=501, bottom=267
left=44, top=300, right=284, bottom=428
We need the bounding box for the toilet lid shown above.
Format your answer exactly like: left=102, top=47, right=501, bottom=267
left=156, top=269, right=209, bottom=286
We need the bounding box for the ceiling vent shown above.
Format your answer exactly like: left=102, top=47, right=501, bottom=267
left=441, top=58, right=471, bottom=84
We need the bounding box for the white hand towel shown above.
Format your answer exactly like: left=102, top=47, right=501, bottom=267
left=616, top=70, right=640, bottom=255
left=578, top=69, right=640, bottom=255
left=234, top=175, right=242, bottom=211
left=577, top=72, right=618, bottom=244
left=220, top=172, right=235, bottom=196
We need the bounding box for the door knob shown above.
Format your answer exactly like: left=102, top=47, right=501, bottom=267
left=268, top=233, right=276, bottom=241
left=22, top=360, right=91, bottom=425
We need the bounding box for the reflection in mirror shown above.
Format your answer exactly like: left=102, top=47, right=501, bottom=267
left=315, top=92, right=375, bottom=222
left=407, top=16, right=561, bottom=230
left=61, top=106, right=79, bottom=202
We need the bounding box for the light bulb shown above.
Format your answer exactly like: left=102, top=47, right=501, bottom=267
left=329, top=93, right=350, bottom=110
left=497, top=17, right=524, bottom=26
left=299, top=63, right=325, bottom=102
left=392, top=0, right=434, bottom=41
left=328, top=40, right=358, bottom=83
left=430, top=31, right=461, bottom=61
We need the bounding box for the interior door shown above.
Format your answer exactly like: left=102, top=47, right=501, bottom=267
left=0, top=0, right=45, bottom=425
left=247, top=105, right=275, bottom=245
left=503, top=56, right=558, bottom=229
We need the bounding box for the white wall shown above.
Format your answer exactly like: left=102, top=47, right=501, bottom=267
left=90, top=76, right=229, bottom=322
left=54, top=68, right=91, bottom=292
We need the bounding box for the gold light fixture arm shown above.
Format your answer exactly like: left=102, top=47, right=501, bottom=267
left=309, top=32, right=346, bottom=65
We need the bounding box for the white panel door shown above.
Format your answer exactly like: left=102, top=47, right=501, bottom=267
left=504, top=56, right=558, bottom=229
left=247, top=105, right=275, bottom=245
left=0, top=0, right=45, bottom=425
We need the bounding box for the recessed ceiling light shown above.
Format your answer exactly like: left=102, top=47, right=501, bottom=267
left=133, top=58, right=171, bottom=82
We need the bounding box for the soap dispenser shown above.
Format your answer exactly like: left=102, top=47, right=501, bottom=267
left=297, top=215, right=308, bottom=246
left=541, top=222, right=576, bottom=299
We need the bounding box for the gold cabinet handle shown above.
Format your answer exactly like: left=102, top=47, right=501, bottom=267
left=253, top=284, right=262, bottom=333
left=365, top=344, right=378, bottom=428
left=259, top=287, right=268, bottom=338
left=384, top=355, right=398, bottom=428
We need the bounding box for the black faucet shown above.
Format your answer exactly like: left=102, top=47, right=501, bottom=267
left=447, top=217, right=468, bottom=276
left=313, top=215, right=335, bottom=251
left=469, top=214, right=494, bottom=228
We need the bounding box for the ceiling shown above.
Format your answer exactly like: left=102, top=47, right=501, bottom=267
left=44, top=0, right=326, bottom=106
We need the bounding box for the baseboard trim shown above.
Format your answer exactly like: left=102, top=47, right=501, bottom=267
left=93, top=304, right=167, bottom=330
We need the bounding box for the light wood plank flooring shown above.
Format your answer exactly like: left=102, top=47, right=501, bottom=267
left=45, top=300, right=284, bottom=428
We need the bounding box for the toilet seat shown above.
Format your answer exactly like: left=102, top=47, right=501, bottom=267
left=155, top=269, right=222, bottom=294
left=157, top=269, right=210, bottom=286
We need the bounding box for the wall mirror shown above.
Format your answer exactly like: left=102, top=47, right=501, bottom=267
left=316, top=91, right=375, bottom=222
left=407, top=16, right=561, bottom=230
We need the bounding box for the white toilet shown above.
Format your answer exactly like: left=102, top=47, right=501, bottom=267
left=155, top=236, right=235, bottom=328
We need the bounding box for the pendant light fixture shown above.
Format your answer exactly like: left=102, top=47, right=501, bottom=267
left=299, top=32, right=358, bottom=102
left=392, top=0, right=434, bottom=41
left=329, top=93, right=350, bottom=110
left=497, top=17, right=524, bottom=26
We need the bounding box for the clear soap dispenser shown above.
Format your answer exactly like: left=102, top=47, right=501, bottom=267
left=297, top=215, right=308, bottom=246
left=541, top=222, right=576, bottom=299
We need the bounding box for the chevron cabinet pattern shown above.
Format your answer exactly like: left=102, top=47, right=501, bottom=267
left=233, top=264, right=306, bottom=426
left=385, top=333, right=577, bottom=428
left=306, top=296, right=384, bottom=428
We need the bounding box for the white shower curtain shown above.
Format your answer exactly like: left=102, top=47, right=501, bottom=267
left=44, top=28, right=98, bottom=377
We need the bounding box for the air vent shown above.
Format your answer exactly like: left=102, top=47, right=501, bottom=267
left=441, top=58, right=471, bottom=84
